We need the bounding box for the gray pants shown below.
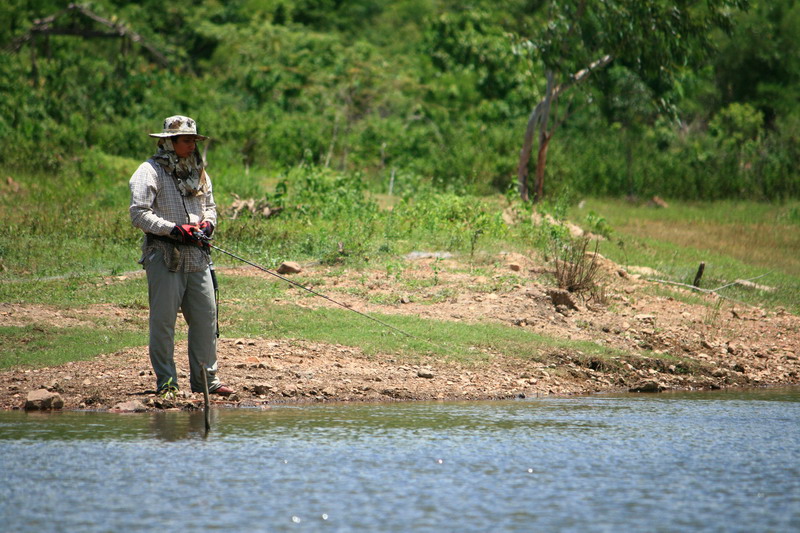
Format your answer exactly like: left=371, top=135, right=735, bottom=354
left=145, top=250, right=221, bottom=393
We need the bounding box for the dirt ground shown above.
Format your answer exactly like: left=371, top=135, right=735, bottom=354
left=2, top=251, right=798, bottom=411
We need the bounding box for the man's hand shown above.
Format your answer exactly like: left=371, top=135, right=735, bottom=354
left=171, top=224, right=202, bottom=245
left=199, top=220, right=214, bottom=238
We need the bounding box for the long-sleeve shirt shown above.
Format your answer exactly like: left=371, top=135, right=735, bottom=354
left=129, top=158, right=217, bottom=272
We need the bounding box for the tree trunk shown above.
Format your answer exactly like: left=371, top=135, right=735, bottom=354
left=516, top=55, right=612, bottom=203
left=534, top=132, right=551, bottom=203
left=517, top=70, right=554, bottom=203
left=516, top=105, right=540, bottom=202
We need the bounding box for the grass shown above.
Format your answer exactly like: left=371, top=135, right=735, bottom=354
left=2, top=162, right=799, bottom=371
left=0, top=325, right=147, bottom=370
left=1, top=270, right=652, bottom=372
left=218, top=300, right=637, bottom=366
left=0, top=273, right=148, bottom=307
left=570, top=198, right=800, bottom=313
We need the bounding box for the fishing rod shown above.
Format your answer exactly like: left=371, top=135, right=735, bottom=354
left=193, top=233, right=420, bottom=341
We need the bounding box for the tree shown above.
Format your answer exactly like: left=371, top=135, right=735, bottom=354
left=713, top=0, right=800, bottom=126
left=516, top=0, right=749, bottom=202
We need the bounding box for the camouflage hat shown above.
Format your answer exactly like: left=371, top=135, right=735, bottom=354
left=148, top=115, right=208, bottom=140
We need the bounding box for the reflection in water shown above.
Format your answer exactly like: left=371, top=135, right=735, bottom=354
left=0, top=388, right=798, bottom=533
left=149, top=410, right=215, bottom=441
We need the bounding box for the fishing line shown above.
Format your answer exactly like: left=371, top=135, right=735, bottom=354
left=197, top=235, right=427, bottom=343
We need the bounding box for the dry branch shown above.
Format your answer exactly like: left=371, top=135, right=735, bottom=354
left=6, top=3, right=169, bottom=67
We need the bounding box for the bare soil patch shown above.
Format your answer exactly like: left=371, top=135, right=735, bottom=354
left=2, top=253, right=798, bottom=411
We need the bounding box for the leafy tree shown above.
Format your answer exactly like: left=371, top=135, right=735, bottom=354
left=516, top=0, right=749, bottom=202
left=713, top=0, right=800, bottom=125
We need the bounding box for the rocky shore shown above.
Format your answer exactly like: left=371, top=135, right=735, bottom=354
left=3, top=252, right=798, bottom=411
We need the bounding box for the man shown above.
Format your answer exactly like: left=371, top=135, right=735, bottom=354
left=129, top=115, right=234, bottom=397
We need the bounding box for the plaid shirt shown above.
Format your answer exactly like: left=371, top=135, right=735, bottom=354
left=129, top=159, right=217, bottom=272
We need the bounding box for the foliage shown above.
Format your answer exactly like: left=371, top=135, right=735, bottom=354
left=0, top=0, right=798, bottom=205
left=391, top=192, right=506, bottom=257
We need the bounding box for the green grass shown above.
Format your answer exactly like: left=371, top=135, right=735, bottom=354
left=221, top=301, right=632, bottom=364
left=0, top=325, right=147, bottom=370
left=2, top=162, right=799, bottom=372
left=0, top=274, right=148, bottom=307
left=0, top=265, right=725, bottom=375
left=570, top=198, right=800, bottom=313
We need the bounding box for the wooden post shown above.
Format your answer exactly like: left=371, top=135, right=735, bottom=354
left=693, top=262, right=705, bottom=288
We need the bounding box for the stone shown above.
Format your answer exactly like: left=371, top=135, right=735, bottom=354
left=111, top=400, right=147, bottom=412
left=545, top=288, right=578, bottom=310
left=253, top=384, right=274, bottom=395
left=417, top=370, right=435, bottom=379
left=628, top=380, right=666, bottom=393
left=277, top=261, right=302, bottom=274
left=24, top=389, right=64, bottom=410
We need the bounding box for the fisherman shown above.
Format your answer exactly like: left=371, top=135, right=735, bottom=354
left=129, top=115, right=234, bottom=397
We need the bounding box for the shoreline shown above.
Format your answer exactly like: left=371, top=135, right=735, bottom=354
left=3, top=255, right=799, bottom=412
left=4, top=335, right=799, bottom=412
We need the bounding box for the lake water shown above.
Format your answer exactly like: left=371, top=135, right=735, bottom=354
left=1, top=388, right=798, bottom=532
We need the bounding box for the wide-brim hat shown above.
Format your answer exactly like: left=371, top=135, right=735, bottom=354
left=148, top=115, right=208, bottom=140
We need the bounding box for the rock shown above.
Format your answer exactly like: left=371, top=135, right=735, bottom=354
left=555, top=304, right=572, bottom=316
left=634, top=314, right=655, bottom=324
left=24, top=389, right=64, bottom=410
left=508, top=263, right=522, bottom=272
left=545, top=288, right=578, bottom=310
left=277, top=261, right=302, bottom=274
left=45, top=380, right=63, bottom=392
left=628, top=380, right=666, bottom=393
left=111, top=400, right=147, bottom=412
left=253, top=384, right=274, bottom=395
left=417, top=370, right=435, bottom=379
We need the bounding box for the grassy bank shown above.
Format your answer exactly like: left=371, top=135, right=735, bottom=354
left=1, top=162, right=799, bottom=373
left=570, top=198, right=800, bottom=312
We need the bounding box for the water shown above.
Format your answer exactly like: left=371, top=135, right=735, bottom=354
left=1, top=388, right=799, bottom=532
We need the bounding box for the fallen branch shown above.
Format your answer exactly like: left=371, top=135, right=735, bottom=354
left=6, top=3, right=169, bottom=66
left=648, top=272, right=774, bottom=308
left=711, top=272, right=773, bottom=292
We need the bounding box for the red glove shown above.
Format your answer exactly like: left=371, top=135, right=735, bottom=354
left=171, top=224, right=202, bottom=245
left=199, top=220, right=214, bottom=238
